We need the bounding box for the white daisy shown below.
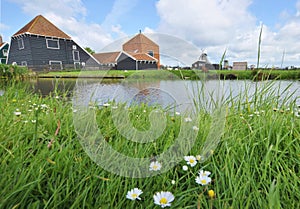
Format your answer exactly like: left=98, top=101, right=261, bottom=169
left=184, top=117, right=192, bottom=122
left=184, top=155, right=197, bottom=167
left=103, top=103, right=110, bottom=107
left=195, top=175, right=212, bottom=186
left=153, top=191, right=175, bottom=208
left=192, top=126, right=199, bottom=131
left=198, top=170, right=211, bottom=177
left=126, top=188, right=143, bottom=201
left=196, top=155, right=202, bottom=161
left=149, top=161, right=162, bottom=171
left=14, top=111, right=21, bottom=116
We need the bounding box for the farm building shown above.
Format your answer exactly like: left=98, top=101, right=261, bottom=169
left=0, top=35, right=9, bottom=64
left=93, top=32, right=159, bottom=70
left=7, top=15, right=100, bottom=71
left=192, top=53, right=215, bottom=70
left=233, top=62, right=248, bottom=70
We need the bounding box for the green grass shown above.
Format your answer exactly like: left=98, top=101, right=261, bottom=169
left=0, top=81, right=299, bottom=208
left=38, top=68, right=300, bottom=81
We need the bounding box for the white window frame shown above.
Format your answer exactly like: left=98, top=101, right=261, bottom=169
left=46, top=39, right=60, bottom=49
left=72, top=50, right=80, bottom=61
left=21, top=61, right=27, bottom=66
left=2, top=49, right=8, bottom=56
left=74, top=62, right=81, bottom=69
left=49, top=60, right=62, bottom=70
left=18, top=38, right=24, bottom=50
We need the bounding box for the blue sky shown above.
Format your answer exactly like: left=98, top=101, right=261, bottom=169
left=1, top=0, right=300, bottom=67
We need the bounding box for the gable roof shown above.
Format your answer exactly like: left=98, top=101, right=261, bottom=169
left=0, top=42, right=8, bottom=49
left=13, top=15, right=71, bottom=39
left=122, top=33, right=159, bottom=53
left=93, top=51, right=121, bottom=64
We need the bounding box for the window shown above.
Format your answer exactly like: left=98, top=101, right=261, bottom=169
left=74, top=62, right=81, bottom=69
left=72, top=51, right=80, bottom=61
left=18, top=38, right=24, bottom=50
left=46, top=39, right=60, bottom=49
left=148, top=50, right=154, bottom=57
left=21, top=61, right=27, bottom=66
left=2, top=49, right=8, bottom=56
left=49, top=61, right=62, bottom=70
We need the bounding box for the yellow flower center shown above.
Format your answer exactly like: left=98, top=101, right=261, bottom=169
left=153, top=165, right=158, bottom=170
left=189, top=159, right=195, bottom=163
left=201, top=179, right=207, bottom=184
left=160, top=197, right=168, bottom=205
left=131, top=193, right=138, bottom=199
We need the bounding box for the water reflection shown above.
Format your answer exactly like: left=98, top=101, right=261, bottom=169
left=31, top=78, right=300, bottom=111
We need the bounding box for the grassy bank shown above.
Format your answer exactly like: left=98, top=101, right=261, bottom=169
left=0, top=81, right=299, bottom=208
left=38, top=69, right=300, bottom=80
left=0, top=64, right=30, bottom=79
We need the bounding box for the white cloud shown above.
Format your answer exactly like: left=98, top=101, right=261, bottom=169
left=10, top=0, right=87, bottom=19
left=155, top=0, right=300, bottom=67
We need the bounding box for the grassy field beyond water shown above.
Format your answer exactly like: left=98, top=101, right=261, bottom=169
left=0, top=81, right=299, bottom=208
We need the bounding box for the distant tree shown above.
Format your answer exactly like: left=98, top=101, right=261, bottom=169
left=84, top=47, right=95, bottom=55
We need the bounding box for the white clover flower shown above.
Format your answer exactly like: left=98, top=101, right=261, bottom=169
left=126, top=188, right=143, bottom=201
left=195, top=175, right=212, bottom=186
left=149, top=161, right=162, bottom=171
left=182, top=165, right=188, bottom=171
left=184, top=155, right=197, bottom=167
left=153, top=191, right=175, bottom=208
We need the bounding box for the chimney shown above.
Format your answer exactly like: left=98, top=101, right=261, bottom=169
left=0, top=35, right=3, bottom=44
left=139, top=30, right=141, bottom=34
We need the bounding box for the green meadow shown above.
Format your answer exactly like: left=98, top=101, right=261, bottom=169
left=0, top=79, right=299, bottom=209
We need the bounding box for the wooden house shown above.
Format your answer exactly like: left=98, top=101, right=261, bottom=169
left=93, top=32, right=159, bottom=70
left=0, top=35, right=9, bottom=64
left=7, top=15, right=100, bottom=71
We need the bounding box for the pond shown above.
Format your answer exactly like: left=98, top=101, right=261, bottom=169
left=27, top=78, right=300, bottom=112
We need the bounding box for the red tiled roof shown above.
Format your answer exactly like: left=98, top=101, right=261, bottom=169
left=93, top=51, right=121, bottom=64
left=13, top=15, right=71, bottom=39
left=123, top=33, right=159, bottom=53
